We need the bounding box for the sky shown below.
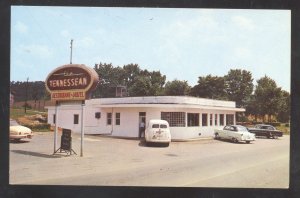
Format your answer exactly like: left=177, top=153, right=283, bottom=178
left=11, top=6, right=291, bottom=92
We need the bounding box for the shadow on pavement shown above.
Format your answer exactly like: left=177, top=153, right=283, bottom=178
left=9, top=140, right=31, bottom=144
left=214, top=138, right=250, bottom=144
left=11, top=150, right=63, bottom=158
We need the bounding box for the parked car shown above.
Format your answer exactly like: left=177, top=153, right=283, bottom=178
left=10, top=119, right=33, bottom=142
left=145, top=119, right=171, bottom=146
left=214, top=125, right=256, bottom=144
left=248, top=124, right=283, bottom=139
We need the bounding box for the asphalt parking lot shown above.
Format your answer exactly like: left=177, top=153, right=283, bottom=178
left=9, top=132, right=289, bottom=188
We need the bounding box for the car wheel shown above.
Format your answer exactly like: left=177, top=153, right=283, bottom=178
left=14, top=138, right=21, bottom=142
left=215, top=133, right=220, bottom=140
left=232, top=138, right=238, bottom=143
left=267, top=134, right=271, bottom=139
left=165, top=142, right=170, bottom=147
left=246, top=141, right=250, bottom=144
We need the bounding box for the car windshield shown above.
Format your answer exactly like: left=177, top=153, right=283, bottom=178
left=160, top=124, right=168, bottom=128
left=236, top=126, right=248, bottom=132
left=10, top=120, right=20, bottom=126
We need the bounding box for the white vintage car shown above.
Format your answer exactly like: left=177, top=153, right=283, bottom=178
left=10, top=119, right=33, bottom=142
left=145, top=119, right=171, bottom=146
left=214, top=125, right=255, bottom=144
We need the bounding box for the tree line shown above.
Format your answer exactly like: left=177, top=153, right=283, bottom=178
left=10, top=62, right=290, bottom=123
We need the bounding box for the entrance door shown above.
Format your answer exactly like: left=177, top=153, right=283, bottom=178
left=139, top=112, right=146, bottom=138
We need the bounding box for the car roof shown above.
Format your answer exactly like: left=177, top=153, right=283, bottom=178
left=149, top=119, right=169, bottom=125
left=255, top=124, right=272, bottom=127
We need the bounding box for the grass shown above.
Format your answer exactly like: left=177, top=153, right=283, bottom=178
left=277, top=124, right=290, bottom=135
left=10, top=107, right=46, bottom=120
left=10, top=107, right=50, bottom=132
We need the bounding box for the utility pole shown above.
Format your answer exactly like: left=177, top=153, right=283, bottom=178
left=24, top=77, right=29, bottom=113
left=70, top=39, right=73, bottom=64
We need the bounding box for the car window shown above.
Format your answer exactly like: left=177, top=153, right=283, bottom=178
left=236, top=126, right=248, bottom=132
left=160, top=124, right=168, bottom=128
left=152, top=124, right=159, bottom=128
left=224, top=126, right=230, bottom=130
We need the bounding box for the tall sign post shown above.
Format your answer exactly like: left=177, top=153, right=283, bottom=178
left=45, top=64, right=99, bottom=157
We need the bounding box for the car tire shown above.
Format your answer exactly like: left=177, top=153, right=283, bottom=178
left=165, top=142, right=170, bottom=147
left=246, top=141, right=250, bottom=144
left=232, top=138, right=238, bottom=143
left=215, top=133, right=220, bottom=140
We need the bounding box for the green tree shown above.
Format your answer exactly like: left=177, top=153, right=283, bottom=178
left=190, top=75, right=227, bottom=99
left=277, top=90, right=290, bottom=122
left=254, top=76, right=282, bottom=122
left=128, top=69, right=166, bottom=96
left=224, top=69, right=254, bottom=107
left=93, top=63, right=125, bottom=98
left=164, top=79, right=191, bottom=96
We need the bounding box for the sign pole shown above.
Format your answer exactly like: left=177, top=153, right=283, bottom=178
left=80, top=100, right=85, bottom=157
left=54, top=101, right=59, bottom=154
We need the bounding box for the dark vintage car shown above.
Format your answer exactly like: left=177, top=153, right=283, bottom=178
left=248, top=124, right=283, bottom=139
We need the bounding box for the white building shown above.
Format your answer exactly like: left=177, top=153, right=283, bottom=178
left=46, top=96, right=245, bottom=140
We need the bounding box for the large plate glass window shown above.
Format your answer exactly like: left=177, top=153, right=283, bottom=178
left=187, top=113, right=199, bottom=127
left=161, top=112, right=185, bottom=127
left=220, top=114, right=224, bottom=126
left=115, top=113, right=120, bottom=125
left=226, top=114, right=234, bottom=125
left=107, top=112, right=112, bottom=125
left=202, top=113, right=208, bottom=126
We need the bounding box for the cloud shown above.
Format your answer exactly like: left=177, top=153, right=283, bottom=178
left=19, top=44, right=53, bottom=59
left=231, top=15, right=255, bottom=31
left=15, top=21, right=28, bottom=34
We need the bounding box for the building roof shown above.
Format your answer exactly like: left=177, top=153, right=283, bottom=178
left=86, top=96, right=245, bottom=112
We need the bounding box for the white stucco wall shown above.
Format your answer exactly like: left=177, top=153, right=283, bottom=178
left=46, top=96, right=241, bottom=140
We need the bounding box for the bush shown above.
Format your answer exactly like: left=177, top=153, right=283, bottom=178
left=285, top=123, right=290, bottom=127
left=266, top=122, right=281, bottom=127
left=22, top=123, right=51, bottom=131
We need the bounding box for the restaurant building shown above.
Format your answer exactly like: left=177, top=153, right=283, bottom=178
left=46, top=96, right=245, bottom=140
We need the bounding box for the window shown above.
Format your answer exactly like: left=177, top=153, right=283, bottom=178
left=74, top=114, right=79, bottom=124
left=95, top=112, right=101, bottom=119
left=209, top=114, right=213, bottom=126
left=215, top=114, right=218, bottom=126
left=188, top=113, right=199, bottom=127
left=107, top=113, right=112, bottom=125
left=226, top=114, right=234, bottom=125
left=202, top=113, right=208, bottom=126
left=220, top=114, right=224, bottom=126
left=115, top=113, right=120, bottom=125
left=161, top=112, right=185, bottom=127
left=53, top=114, right=56, bottom=124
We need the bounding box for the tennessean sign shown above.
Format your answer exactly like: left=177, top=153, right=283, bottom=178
left=45, top=64, right=99, bottom=101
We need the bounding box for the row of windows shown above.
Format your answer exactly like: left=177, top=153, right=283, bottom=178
left=161, top=112, right=234, bottom=127
left=53, top=112, right=234, bottom=127
left=53, top=112, right=121, bottom=125
left=106, top=112, right=120, bottom=125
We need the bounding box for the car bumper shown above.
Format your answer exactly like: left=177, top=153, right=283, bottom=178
left=10, top=134, right=33, bottom=139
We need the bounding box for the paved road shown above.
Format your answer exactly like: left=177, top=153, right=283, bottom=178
left=9, top=132, right=289, bottom=188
